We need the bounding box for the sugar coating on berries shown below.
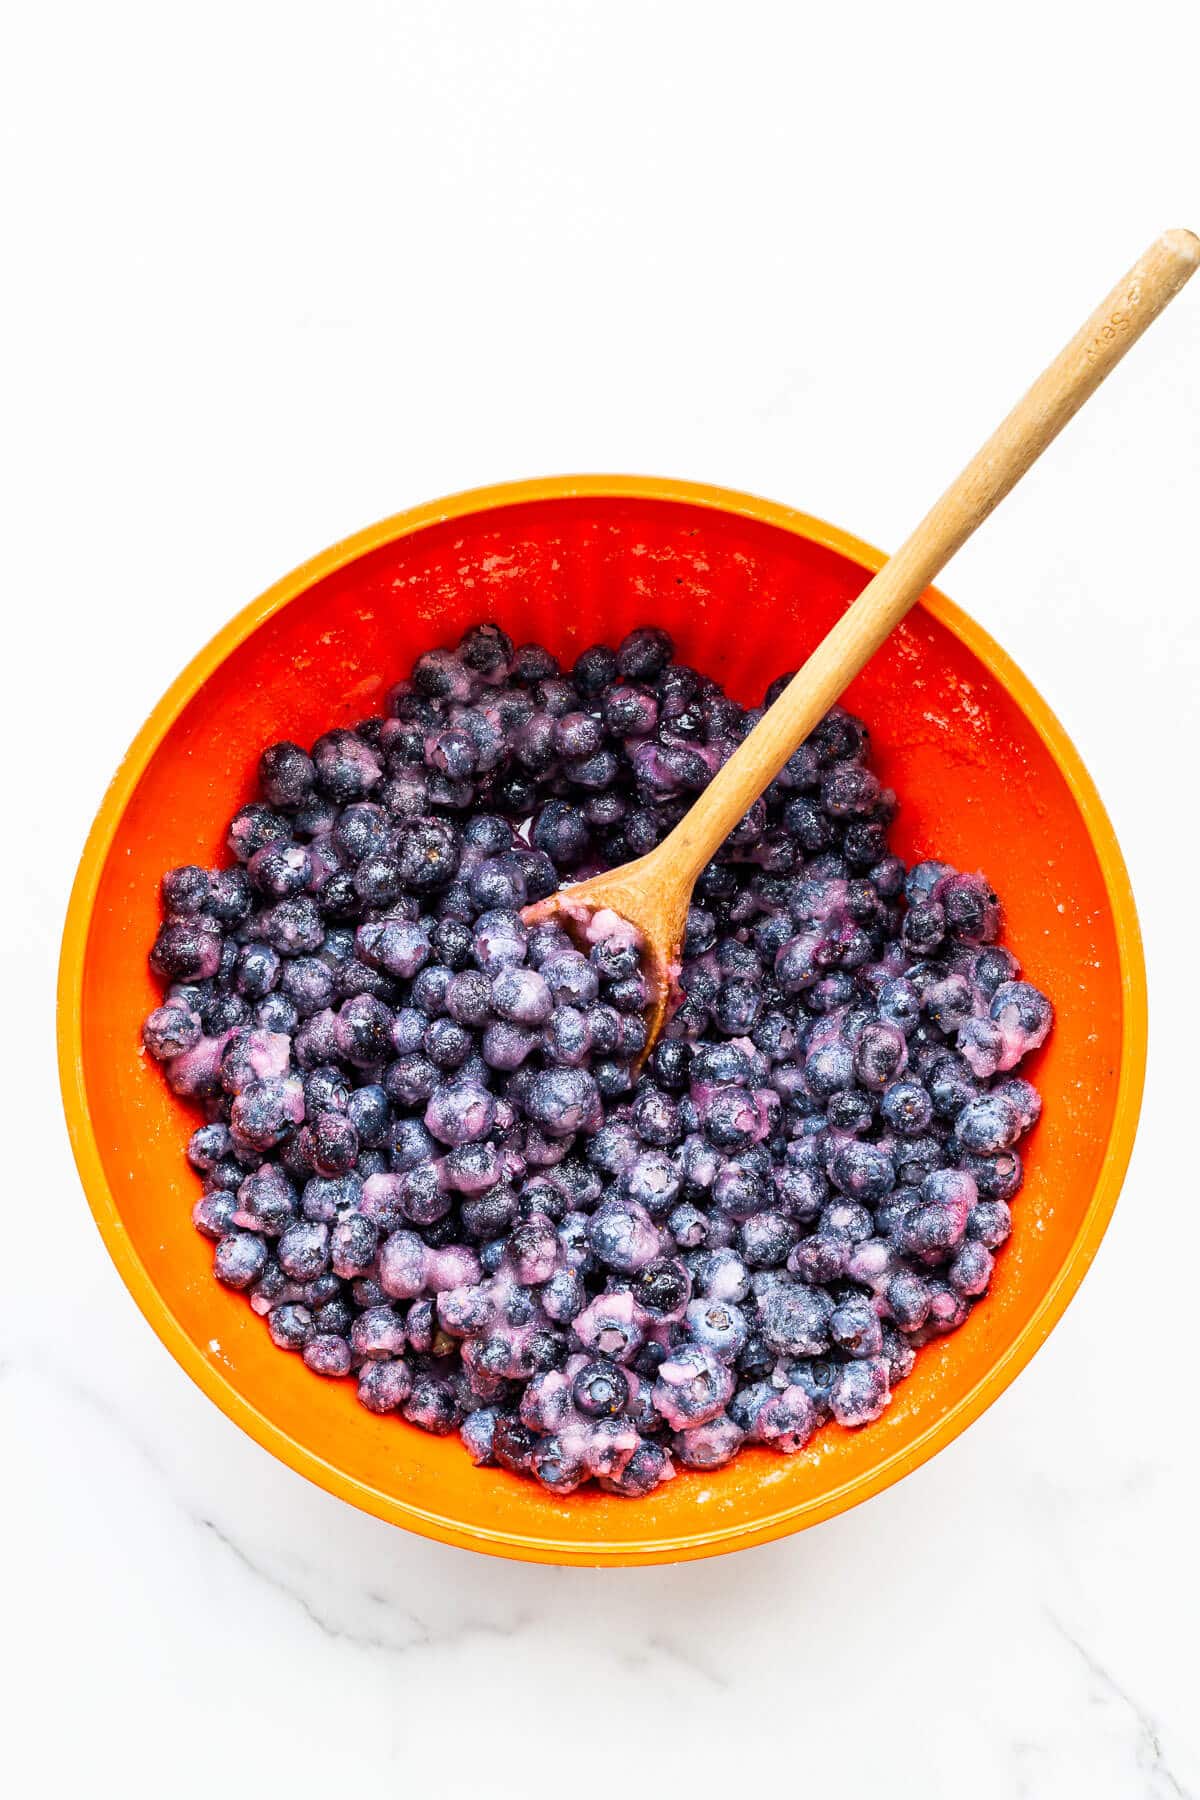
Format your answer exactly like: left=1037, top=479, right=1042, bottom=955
left=144, top=623, right=1051, bottom=1494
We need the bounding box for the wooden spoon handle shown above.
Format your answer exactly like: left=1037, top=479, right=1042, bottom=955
left=655, top=228, right=1199, bottom=888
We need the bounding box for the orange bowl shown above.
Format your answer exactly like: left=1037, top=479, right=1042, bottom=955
left=57, top=475, right=1146, bottom=1565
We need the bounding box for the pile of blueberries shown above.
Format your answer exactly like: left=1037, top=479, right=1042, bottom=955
left=142, top=621, right=1053, bottom=1496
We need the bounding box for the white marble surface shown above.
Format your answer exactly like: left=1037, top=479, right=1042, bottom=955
left=5, top=3, right=1199, bottom=1793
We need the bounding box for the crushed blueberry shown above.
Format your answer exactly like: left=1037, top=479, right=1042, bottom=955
left=144, top=622, right=1052, bottom=1496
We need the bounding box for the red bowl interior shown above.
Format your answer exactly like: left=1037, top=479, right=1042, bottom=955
left=60, top=480, right=1143, bottom=1563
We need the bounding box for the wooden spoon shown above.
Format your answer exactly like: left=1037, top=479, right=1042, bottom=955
left=524, top=229, right=1199, bottom=1054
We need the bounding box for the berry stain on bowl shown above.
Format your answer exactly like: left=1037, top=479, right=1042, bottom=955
left=140, top=617, right=1053, bottom=1498
left=59, top=478, right=1144, bottom=1563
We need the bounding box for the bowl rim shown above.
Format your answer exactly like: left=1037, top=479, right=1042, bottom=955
left=57, top=473, right=1148, bottom=1565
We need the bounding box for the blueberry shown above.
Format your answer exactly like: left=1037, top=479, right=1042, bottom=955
left=668, top=1200, right=709, bottom=1247
left=957, top=1016, right=1005, bottom=1079
left=830, top=1294, right=884, bottom=1357
left=939, top=873, right=999, bottom=944
left=232, top=941, right=283, bottom=1005
left=260, top=894, right=325, bottom=955
left=616, top=1151, right=677, bottom=1218
left=228, top=803, right=293, bottom=862
left=905, top=860, right=953, bottom=905
left=925, top=973, right=976, bottom=1034
left=541, top=1005, right=593, bottom=1067
left=652, top=1345, right=733, bottom=1429
left=629, top=1087, right=679, bottom=1148
left=312, top=729, right=383, bottom=802
left=703, top=1087, right=766, bottom=1152
left=967, top=1199, right=1013, bottom=1249
left=634, top=1256, right=692, bottom=1319
left=480, top=1020, right=535, bottom=1071
left=788, top=1230, right=850, bottom=1284
left=302, top=1064, right=351, bottom=1114
left=255, top=741, right=314, bottom=809
left=713, top=978, right=763, bottom=1035
left=248, top=841, right=314, bottom=900
left=522, top=1067, right=600, bottom=1137
left=395, top=1160, right=450, bottom=1226
left=821, top=764, right=881, bottom=817
left=599, top=1440, right=672, bottom=1496
left=468, top=856, right=526, bottom=911
left=490, top=965, right=553, bottom=1027
left=674, top=1413, right=746, bottom=1470
left=989, top=981, right=1054, bottom=1062
left=531, top=1435, right=587, bottom=1494
left=531, top=800, right=590, bottom=866
left=759, top=1282, right=832, bottom=1356
left=420, top=1017, right=470, bottom=1071
left=357, top=1358, right=414, bottom=1414
left=821, top=1089, right=871, bottom=1135
left=206, top=867, right=253, bottom=925
left=500, top=642, right=554, bottom=686
left=308, top=1109, right=358, bottom=1175
left=488, top=1413, right=536, bottom=1474
left=142, top=1003, right=202, bottom=1061
left=457, top=1407, right=500, bottom=1466
left=685, top=1299, right=749, bottom=1362
left=278, top=1221, right=330, bottom=1281
left=192, top=1193, right=238, bottom=1240
left=829, top=1357, right=890, bottom=1426
left=728, top=1378, right=776, bottom=1434
left=880, top=1079, right=933, bottom=1135
left=929, top=1054, right=980, bottom=1120
left=971, top=945, right=1020, bottom=998
left=964, top=1149, right=1022, bottom=1203
left=553, top=709, right=603, bottom=760
left=356, top=918, right=431, bottom=980
left=229, top=1076, right=305, bottom=1152
left=471, top=910, right=528, bottom=971
left=587, top=1199, right=660, bottom=1273
left=604, top=684, right=659, bottom=737
left=854, top=1021, right=907, bottom=1089
left=404, top=1294, right=436, bottom=1350
left=150, top=919, right=222, bottom=982
left=394, top=817, right=461, bottom=890
left=828, top=1139, right=894, bottom=1203
left=948, top=1240, right=994, bottom=1296
left=161, top=865, right=212, bottom=915
left=693, top=1246, right=750, bottom=1305
left=617, top=626, right=673, bottom=681
left=571, top=643, right=618, bottom=694
left=900, top=1198, right=965, bottom=1266
left=754, top=1384, right=820, bottom=1454
left=314, top=1296, right=354, bottom=1337
left=738, top=1210, right=797, bottom=1268
left=301, top=1334, right=352, bottom=1378
left=805, top=1040, right=854, bottom=1098
left=430, top=917, right=474, bottom=971
left=403, top=1375, right=464, bottom=1434
left=187, top=1122, right=232, bottom=1172
left=572, top=1359, right=630, bottom=1418
left=957, top=1093, right=1022, bottom=1155
left=268, top=1303, right=314, bottom=1350
left=232, top=1164, right=297, bottom=1235
left=458, top=622, right=513, bottom=678
left=345, top=1083, right=390, bottom=1147
left=214, top=1231, right=268, bottom=1290
left=335, top=995, right=393, bottom=1068
left=442, top=968, right=491, bottom=1028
